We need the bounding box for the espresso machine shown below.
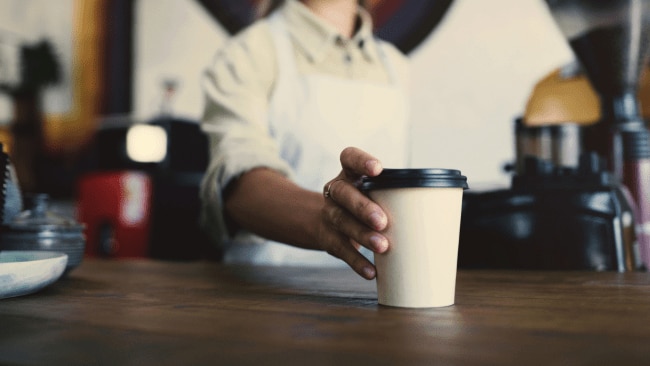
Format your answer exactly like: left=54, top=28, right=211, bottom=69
left=548, top=0, right=650, bottom=268
left=459, top=0, right=650, bottom=271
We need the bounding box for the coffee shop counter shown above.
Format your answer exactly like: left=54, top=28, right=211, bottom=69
left=1, top=258, right=649, bottom=365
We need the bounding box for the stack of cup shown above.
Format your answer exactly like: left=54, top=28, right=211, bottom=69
left=361, top=169, right=468, bottom=308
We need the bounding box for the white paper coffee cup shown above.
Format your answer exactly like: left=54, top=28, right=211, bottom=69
left=361, top=169, right=468, bottom=308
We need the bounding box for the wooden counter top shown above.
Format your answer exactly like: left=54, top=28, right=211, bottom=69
left=1, top=259, right=650, bottom=365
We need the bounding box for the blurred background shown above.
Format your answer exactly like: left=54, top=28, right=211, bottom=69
left=0, top=0, right=587, bottom=261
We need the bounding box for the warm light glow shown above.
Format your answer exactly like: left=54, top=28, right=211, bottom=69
left=126, top=124, right=167, bottom=163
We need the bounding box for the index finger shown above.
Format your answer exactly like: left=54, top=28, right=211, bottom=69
left=339, top=147, right=383, bottom=178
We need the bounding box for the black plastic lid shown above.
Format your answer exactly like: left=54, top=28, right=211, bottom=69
left=360, top=169, right=469, bottom=191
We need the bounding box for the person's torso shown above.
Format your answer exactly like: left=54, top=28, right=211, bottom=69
left=267, top=10, right=410, bottom=190
left=225, top=10, right=410, bottom=266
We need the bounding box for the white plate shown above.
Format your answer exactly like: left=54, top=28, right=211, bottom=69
left=0, top=251, right=68, bottom=299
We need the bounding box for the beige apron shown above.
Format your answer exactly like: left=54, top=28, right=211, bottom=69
left=224, top=11, right=409, bottom=266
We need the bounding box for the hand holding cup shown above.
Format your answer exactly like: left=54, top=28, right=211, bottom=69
left=318, top=147, right=390, bottom=280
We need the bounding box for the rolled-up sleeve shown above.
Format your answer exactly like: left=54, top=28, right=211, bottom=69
left=199, top=22, right=293, bottom=248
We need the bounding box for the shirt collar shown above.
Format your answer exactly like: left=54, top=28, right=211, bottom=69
left=281, top=0, right=380, bottom=64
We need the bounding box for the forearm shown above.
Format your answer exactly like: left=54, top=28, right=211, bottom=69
left=223, top=167, right=323, bottom=250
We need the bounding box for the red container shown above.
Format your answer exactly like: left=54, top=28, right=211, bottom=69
left=77, top=171, right=152, bottom=257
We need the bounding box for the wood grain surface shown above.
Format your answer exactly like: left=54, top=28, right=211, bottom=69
left=1, top=259, right=649, bottom=365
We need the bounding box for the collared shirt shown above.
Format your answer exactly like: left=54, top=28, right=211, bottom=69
left=282, top=0, right=388, bottom=79
left=199, top=0, right=409, bottom=247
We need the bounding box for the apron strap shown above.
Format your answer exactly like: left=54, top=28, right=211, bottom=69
left=267, top=11, right=301, bottom=86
